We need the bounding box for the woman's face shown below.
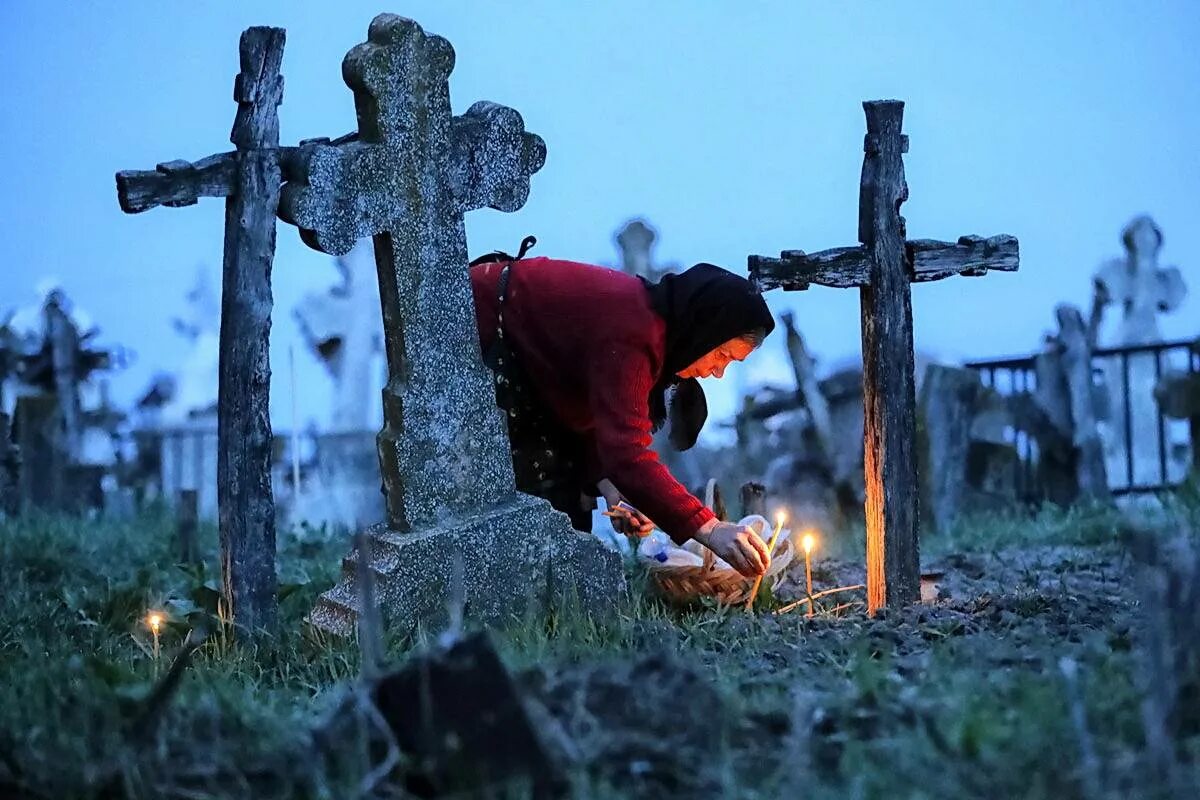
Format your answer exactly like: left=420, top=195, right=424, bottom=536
left=677, top=337, right=756, bottom=380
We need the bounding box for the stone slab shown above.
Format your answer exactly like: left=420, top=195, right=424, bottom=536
left=309, top=492, right=624, bottom=637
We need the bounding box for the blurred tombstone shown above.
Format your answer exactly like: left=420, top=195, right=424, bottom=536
left=820, top=366, right=866, bottom=504
left=286, top=430, right=383, bottom=530
left=918, top=364, right=982, bottom=533
left=43, top=292, right=86, bottom=460
left=739, top=480, right=766, bottom=518
left=1092, top=216, right=1188, bottom=487
left=0, top=413, right=19, bottom=517
left=293, top=239, right=385, bottom=432
left=961, top=386, right=1020, bottom=511
left=1006, top=306, right=1109, bottom=507
left=3, top=288, right=123, bottom=514
left=781, top=312, right=836, bottom=469
left=763, top=451, right=838, bottom=538
left=290, top=239, right=387, bottom=529
left=13, top=290, right=118, bottom=461
left=159, top=266, right=221, bottom=426
left=177, top=489, right=199, bottom=565
left=133, top=270, right=223, bottom=520
left=14, top=395, right=66, bottom=512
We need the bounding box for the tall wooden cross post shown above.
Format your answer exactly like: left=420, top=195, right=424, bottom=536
left=750, top=100, right=1020, bottom=615
left=279, top=15, right=623, bottom=636
left=115, top=28, right=286, bottom=636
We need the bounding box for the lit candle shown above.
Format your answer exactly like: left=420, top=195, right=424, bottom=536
left=746, top=509, right=787, bottom=611
left=147, top=611, right=164, bottom=659
left=802, top=531, right=816, bottom=617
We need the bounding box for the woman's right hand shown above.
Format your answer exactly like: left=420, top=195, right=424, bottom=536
left=692, top=519, right=769, bottom=577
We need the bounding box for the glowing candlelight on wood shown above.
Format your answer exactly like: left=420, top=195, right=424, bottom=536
left=147, top=611, right=164, bottom=659
left=746, top=510, right=787, bottom=611
left=802, top=531, right=816, bottom=617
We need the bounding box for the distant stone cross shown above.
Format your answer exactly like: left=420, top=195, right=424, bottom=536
left=615, top=219, right=678, bottom=283
left=293, top=239, right=384, bottom=431
left=750, top=100, right=1020, bottom=615
left=1093, top=215, right=1186, bottom=346
left=280, top=15, right=621, bottom=635
left=115, top=27, right=286, bottom=636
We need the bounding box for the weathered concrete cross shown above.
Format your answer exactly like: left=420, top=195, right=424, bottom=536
left=279, top=15, right=622, bottom=635
left=614, top=219, right=678, bottom=283
left=1093, top=216, right=1186, bottom=346
left=750, top=100, right=1020, bottom=614
left=115, top=27, right=286, bottom=636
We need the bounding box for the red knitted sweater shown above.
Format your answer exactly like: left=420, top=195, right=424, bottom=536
left=470, top=257, right=715, bottom=542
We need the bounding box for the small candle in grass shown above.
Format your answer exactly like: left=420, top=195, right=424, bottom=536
left=147, top=611, right=164, bottom=659
left=746, top=509, right=787, bottom=611
left=801, top=531, right=816, bottom=617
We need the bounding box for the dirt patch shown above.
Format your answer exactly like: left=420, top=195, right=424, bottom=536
left=524, top=652, right=726, bottom=797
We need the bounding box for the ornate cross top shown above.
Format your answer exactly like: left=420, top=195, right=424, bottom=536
left=614, top=219, right=678, bottom=282
left=1093, top=215, right=1186, bottom=346
left=280, top=16, right=546, bottom=255
left=749, top=101, right=1021, bottom=615
left=278, top=14, right=546, bottom=530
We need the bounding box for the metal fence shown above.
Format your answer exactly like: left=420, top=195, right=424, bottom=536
left=966, top=337, right=1199, bottom=503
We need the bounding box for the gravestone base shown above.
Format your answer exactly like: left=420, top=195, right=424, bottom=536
left=309, top=492, right=625, bottom=636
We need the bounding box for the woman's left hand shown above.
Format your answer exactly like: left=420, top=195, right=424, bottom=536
left=611, top=505, right=655, bottom=537
left=598, top=479, right=655, bottom=536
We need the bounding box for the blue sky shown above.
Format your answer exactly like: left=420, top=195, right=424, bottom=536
left=2, top=1, right=1198, bottom=436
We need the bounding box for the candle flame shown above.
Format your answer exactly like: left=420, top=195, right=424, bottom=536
left=147, top=612, right=164, bottom=633
left=802, top=532, right=816, bottom=554
left=775, top=509, right=787, bottom=525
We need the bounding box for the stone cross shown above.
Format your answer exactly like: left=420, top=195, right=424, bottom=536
left=1093, top=216, right=1188, bottom=487
left=115, top=27, right=286, bottom=636
left=614, top=218, right=678, bottom=283
left=278, top=15, right=622, bottom=635
left=42, top=292, right=85, bottom=461
left=293, top=239, right=384, bottom=431
left=1093, top=216, right=1186, bottom=347
left=750, top=100, right=1020, bottom=614
left=13, top=395, right=64, bottom=512
left=10, top=290, right=117, bottom=466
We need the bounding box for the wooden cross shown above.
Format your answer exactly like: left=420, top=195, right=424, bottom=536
left=750, top=100, right=1020, bottom=615
left=115, top=27, right=286, bottom=636
left=278, top=14, right=546, bottom=530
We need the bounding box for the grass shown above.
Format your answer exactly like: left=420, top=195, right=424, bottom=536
left=1, top=500, right=1196, bottom=798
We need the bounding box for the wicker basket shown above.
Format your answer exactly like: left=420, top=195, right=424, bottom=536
left=649, top=537, right=795, bottom=607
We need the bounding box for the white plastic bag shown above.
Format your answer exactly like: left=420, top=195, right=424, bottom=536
left=637, top=530, right=705, bottom=568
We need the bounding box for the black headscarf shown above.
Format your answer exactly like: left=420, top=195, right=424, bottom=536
left=641, top=263, right=776, bottom=450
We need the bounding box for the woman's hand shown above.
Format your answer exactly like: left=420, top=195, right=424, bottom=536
left=692, top=519, right=769, bottom=577
left=607, top=502, right=655, bottom=537
left=597, top=479, right=656, bottom=537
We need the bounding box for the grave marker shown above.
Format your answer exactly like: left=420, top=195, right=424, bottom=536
left=277, top=15, right=622, bottom=635
left=115, top=27, right=286, bottom=635
left=750, top=100, right=1020, bottom=614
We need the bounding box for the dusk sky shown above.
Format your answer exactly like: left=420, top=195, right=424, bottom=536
left=2, top=1, right=1197, bottom=438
